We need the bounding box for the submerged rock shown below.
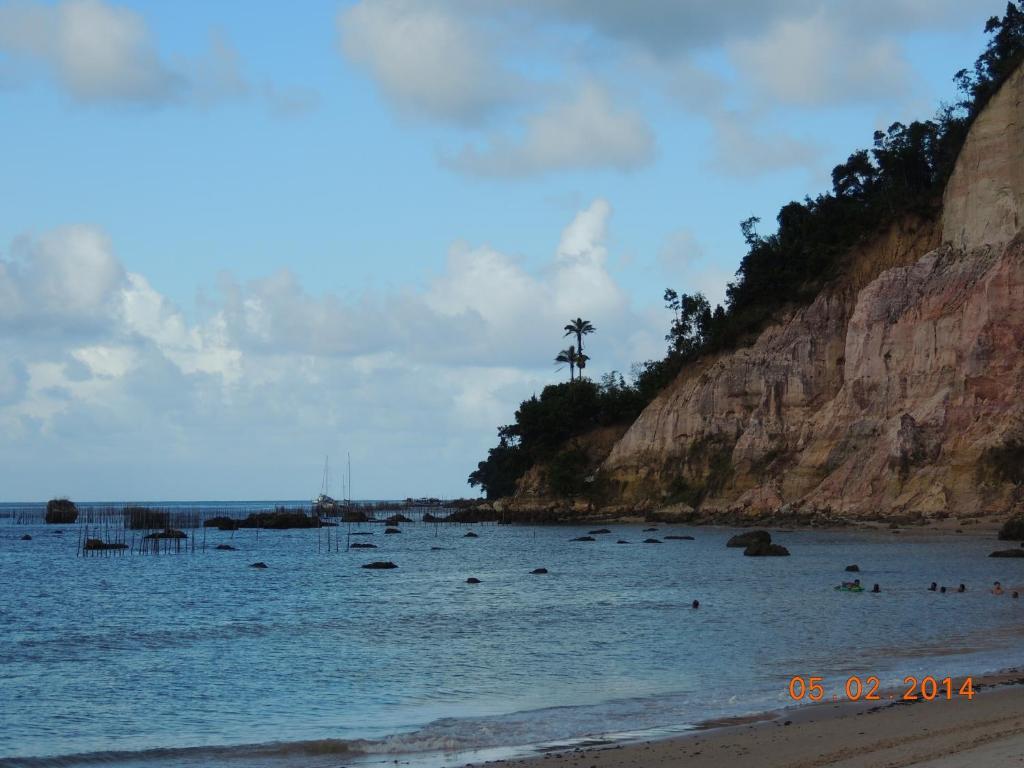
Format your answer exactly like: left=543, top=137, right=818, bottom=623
left=616, top=540, right=630, bottom=544
left=588, top=528, right=611, bottom=535
left=743, top=541, right=790, bottom=557
left=571, top=536, right=596, bottom=542
left=249, top=561, right=268, bottom=568
left=643, top=527, right=659, bottom=532
left=144, top=528, right=187, bottom=540
left=350, top=542, right=377, bottom=549
left=845, top=564, right=860, bottom=572
left=204, top=516, right=240, bottom=531
left=466, top=577, right=481, bottom=584
left=664, top=535, right=695, bottom=540
left=83, top=539, right=127, bottom=551
left=362, top=561, right=398, bottom=569
left=726, top=530, right=772, bottom=548
left=21, top=534, right=31, bottom=541
left=643, top=538, right=663, bottom=544
left=464, top=531, right=479, bottom=538
left=989, top=549, right=1024, bottom=558
left=215, top=544, right=237, bottom=551
left=531, top=568, right=548, bottom=574
left=384, top=527, right=402, bottom=534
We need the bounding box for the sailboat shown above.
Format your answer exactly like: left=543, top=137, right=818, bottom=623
left=312, top=456, right=338, bottom=514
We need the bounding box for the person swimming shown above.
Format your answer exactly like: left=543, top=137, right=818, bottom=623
left=993, top=581, right=1004, bottom=595
left=929, top=582, right=938, bottom=591
left=871, top=584, right=880, bottom=593
left=958, top=584, right=966, bottom=593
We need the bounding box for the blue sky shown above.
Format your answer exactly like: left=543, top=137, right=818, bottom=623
left=0, top=0, right=1006, bottom=500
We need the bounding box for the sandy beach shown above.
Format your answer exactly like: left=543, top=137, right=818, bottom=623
left=475, top=676, right=1024, bottom=768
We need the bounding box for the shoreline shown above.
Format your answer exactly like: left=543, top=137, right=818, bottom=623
left=460, top=671, right=1024, bottom=768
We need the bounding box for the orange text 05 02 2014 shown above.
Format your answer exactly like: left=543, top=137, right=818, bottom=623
left=787, top=675, right=976, bottom=703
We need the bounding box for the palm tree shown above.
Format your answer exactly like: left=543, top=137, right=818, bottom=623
left=564, top=318, right=595, bottom=355
left=555, top=345, right=577, bottom=381
left=575, top=351, right=589, bottom=377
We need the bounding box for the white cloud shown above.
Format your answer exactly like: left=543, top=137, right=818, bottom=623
left=338, top=0, right=518, bottom=124
left=0, top=0, right=180, bottom=103
left=0, top=0, right=315, bottom=113
left=728, top=9, right=913, bottom=108
left=0, top=204, right=665, bottom=498
left=445, top=83, right=655, bottom=177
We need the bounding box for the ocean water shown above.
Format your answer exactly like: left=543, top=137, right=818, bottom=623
left=1, top=506, right=1023, bottom=768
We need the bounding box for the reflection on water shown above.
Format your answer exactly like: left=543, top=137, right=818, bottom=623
left=1, top=511, right=1022, bottom=766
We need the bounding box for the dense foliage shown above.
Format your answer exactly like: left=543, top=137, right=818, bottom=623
left=469, top=4, right=1024, bottom=500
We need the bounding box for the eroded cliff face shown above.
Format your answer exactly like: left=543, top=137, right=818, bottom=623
left=593, top=64, right=1024, bottom=521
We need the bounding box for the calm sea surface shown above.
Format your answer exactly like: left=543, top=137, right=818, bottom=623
left=1, top=502, right=1023, bottom=768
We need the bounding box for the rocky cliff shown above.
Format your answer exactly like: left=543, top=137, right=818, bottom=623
left=516, top=63, right=1024, bottom=523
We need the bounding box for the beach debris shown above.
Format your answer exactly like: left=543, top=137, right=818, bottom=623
left=726, top=530, right=771, bottom=548
left=571, top=536, right=596, bottom=542
left=743, top=541, right=790, bottom=557
left=45, top=498, right=78, bottom=524
left=21, top=534, right=32, bottom=541
left=588, top=528, right=611, bottom=535
left=466, top=577, right=481, bottom=584
left=384, top=527, right=402, bottom=534
left=989, top=548, right=1024, bottom=557
left=83, top=538, right=128, bottom=551
left=249, top=561, right=269, bottom=568
left=144, top=528, right=187, bottom=540
left=350, top=542, right=377, bottom=548
left=531, top=568, right=548, bottom=574
left=215, top=544, right=237, bottom=551
left=464, top=531, right=479, bottom=538
left=845, top=564, right=860, bottom=572
left=664, top=535, right=695, bottom=540
left=643, top=538, right=662, bottom=544
left=362, top=561, right=398, bottom=569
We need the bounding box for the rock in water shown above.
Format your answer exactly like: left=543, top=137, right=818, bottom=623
left=571, top=536, right=596, bottom=542
left=665, top=535, right=695, bottom=540
left=989, top=549, right=1024, bottom=558
left=726, top=530, right=772, bottom=548
left=249, top=562, right=268, bottom=568
left=531, top=568, right=548, bottom=574
left=464, top=531, right=479, bottom=538
left=643, top=538, right=663, bottom=544
left=384, top=527, right=401, bottom=534
left=743, top=541, right=790, bottom=557
left=466, top=577, right=481, bottom=584
left=215, top=544, right=237, bottom=551
left=45, top=498, right=78, bottom=524
left=643, top=527, right=659, bottom=532
left=845, top=564, right=860, bottom=572
left=350, top=542, right=377, bottom=549
left=385, top=514, right=412, bottom=524
left=588, top=528, right=611, bottom=534
left=144, top=528, right=187, bottom=540
left=362, top=561, right=398, bottom=569
left=616, top=540, right=630, bottom=544
left=21, top=534, right=31, bottom=541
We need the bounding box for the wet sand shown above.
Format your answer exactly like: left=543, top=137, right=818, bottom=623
left=473, top=675, right=1024, bottom=768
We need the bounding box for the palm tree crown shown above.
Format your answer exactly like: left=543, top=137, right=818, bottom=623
left=554, top=345, right=578, bottom=381
left=563, top=318, right=595, bottom=354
